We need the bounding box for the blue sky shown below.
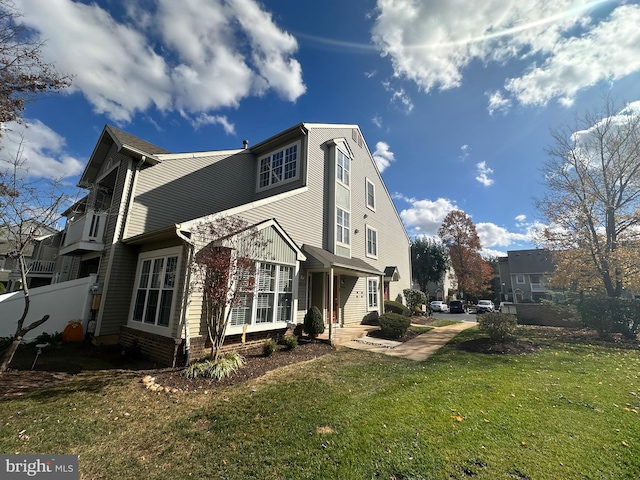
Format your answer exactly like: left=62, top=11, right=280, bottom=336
left=2, top=0, right=640, bottom=257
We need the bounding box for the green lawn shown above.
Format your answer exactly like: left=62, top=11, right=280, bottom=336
left=1, top=327, right=640, bottom=479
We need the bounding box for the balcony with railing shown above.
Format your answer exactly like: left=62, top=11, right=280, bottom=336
left=24, top=259, right=57, bottom=276
left=59, top=210, right=108, bottom=256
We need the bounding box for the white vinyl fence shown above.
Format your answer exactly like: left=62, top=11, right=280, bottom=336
left=0, top=274, right=96, bottom=342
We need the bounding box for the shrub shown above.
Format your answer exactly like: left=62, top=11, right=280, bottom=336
left=478, top=312, right=517, bottom=343
left=279, top=335, right=298, bottom=351
left=403, top=289, right=426, bottom=314
left=578, top=297, right=640, bottom=339
left=293, top=324, right=304, bottom=338
left=378, top=313, right=411, bottom=340
left=183, top=351, right=244, bottom=380
left=263, top=338, right=278, bottom=357
left=303, top=306, right=325, bottom=336
left=384, top=300, right=410, bottom=317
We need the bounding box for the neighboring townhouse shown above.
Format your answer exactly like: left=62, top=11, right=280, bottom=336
left=59, top=123, right=412, bottom=365
left=498, top=249, right=555, bottom=303
left=412, top=268, right=456, bottom=302
left=0, top=222, right=68, bottom=292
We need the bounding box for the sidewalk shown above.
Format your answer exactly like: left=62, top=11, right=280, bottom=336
left=319, top=321, right=477, bottom=361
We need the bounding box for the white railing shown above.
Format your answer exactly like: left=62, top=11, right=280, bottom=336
left=24, top=259, right=57, bottom=275
left=63, top=211, right=108, bottom=246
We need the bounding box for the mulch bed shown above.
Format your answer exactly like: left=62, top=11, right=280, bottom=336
left=455, top=337, right=540, bottom=355
left=151, top=340, right=333, bottom=392
left=0, top=339, right=334, bottom=398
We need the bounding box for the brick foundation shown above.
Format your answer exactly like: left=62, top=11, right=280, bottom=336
left=119, top=326, right=289, bottom=367
left=119, top=327, right=183, bottom=367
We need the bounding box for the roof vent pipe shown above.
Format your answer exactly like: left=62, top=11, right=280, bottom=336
left=243, top=140, right=249, bottom=149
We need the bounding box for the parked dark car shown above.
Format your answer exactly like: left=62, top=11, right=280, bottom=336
left=449, top=300, right=467, bottom=313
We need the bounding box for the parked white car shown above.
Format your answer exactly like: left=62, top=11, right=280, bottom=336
left=476, top=300, right=495, bottom=314
left=430, top=301, right=449, bottom=312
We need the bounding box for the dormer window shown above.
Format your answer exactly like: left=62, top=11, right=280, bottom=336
left=257, top=142, right=299, bottom=190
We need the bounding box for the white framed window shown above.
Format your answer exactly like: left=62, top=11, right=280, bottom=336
left=131, top=248, right=180, bottom=328
left=337, top=149, right=350, bottom=186
left=257, top=142, right=299, bottom=190
left=336, top=207, right=350, bottom=246
left=516, top=274, right=525, bottom=284
left=230, top=262, right=294, bottom=327
left=366, top=225, right=378, bottom=258
left=366, top=178, right=376, bottom=211
left=367, top=277, right=379, bottom=309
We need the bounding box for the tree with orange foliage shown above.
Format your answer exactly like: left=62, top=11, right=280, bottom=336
left=438, top=210, right=492, bottom=299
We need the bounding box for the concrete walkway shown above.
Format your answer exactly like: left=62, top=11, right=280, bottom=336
left=318, top=321, right=477, bottom=361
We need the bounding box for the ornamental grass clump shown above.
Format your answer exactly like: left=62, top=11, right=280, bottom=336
left=478, top=312, right=517, bottom=343
left=183, top=351, right=244, bottom=380
left=378, top=312, right=411, bottom=340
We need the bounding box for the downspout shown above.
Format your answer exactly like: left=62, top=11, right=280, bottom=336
left=176, top=226, right=194, bottom=366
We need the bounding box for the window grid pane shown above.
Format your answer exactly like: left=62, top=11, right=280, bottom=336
left=259, top=144, right=298, bottom=188
left=367, top=228, right=377, bottom=256
left=368, top=279, right=378, bottom=308
left=132, top=254, right=177, bottom=327
left=367, top=181, right=375, bottom=208
left=284, top=145, right=297, bottom=179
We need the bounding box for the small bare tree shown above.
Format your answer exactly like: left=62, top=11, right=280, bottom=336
left=189, top=216, right=269, bottom=361
left=0, top=136, right=70, bottom=372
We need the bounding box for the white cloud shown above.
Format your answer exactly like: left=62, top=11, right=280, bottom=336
left=481, top=247, right=508, bottom=259
left=515, top=214, right=527, bottom=222
left=503, top=5, right=640, bottom=108
left=187, top=114, right=236, bottom=135
left=15, top=0, right=305, bottom=124
left=476, top=222, right=530, bottom=247
left=372, top=115, right=383, bottom=128
left=460, top=144, right=469, bottom=160
left=0, top=120, right=84, bottom=179
left=398, top=195, right=543, bottom=248
left=382, top=82, right=414, bottom=112
left=486, top=90, right=512, bottom=115
left=399, top=197, right=459, bottom=236
left=372, top=141, right=395, bottom=172
left=371, top=1, right=640, bottom=110
left=475, top=161, right=494, bottom=186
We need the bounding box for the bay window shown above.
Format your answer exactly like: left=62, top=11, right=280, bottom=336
left=230, top=262, right=294, bottom=327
